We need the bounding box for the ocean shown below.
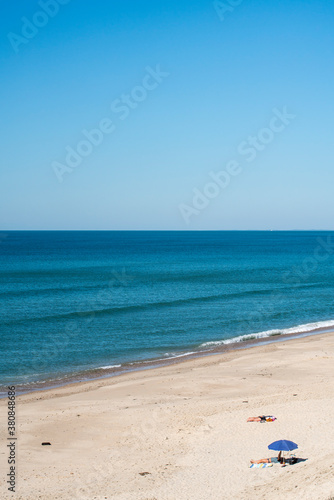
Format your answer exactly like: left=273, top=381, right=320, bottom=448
left=1, top=231, right=334, bottom=394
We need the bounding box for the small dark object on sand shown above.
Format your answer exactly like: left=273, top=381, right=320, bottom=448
left=41, top=442, right=51, bottom=446
left=139, top=472, right=151, bottom=476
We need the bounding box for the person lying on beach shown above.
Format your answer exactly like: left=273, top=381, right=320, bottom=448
left=250, top=451, right=284, bottom=465
left=247, top=415, right=276, bottom=422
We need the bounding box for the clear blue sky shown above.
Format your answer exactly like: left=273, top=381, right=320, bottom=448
left=1, top=0, right=333, bottom=229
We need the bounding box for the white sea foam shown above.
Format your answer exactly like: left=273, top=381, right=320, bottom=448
left=162, top=351, right=196, bottom=360
left=128, top=352, right=197, bottom=365
left=200, top=319, right=334, bottom=347
left=100, top=364, right=122, bottom=370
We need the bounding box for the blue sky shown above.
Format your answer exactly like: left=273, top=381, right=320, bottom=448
left=0, top=0, right=333, bottom=229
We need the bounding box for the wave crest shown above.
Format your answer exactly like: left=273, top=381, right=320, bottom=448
left=200, top=319, right=334, bottom=347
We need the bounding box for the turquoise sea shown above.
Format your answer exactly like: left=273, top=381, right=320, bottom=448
left=1, top=231, right=334, bottom=394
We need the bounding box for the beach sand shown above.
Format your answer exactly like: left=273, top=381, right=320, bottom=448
left=1, top=332, right=334, bottom=500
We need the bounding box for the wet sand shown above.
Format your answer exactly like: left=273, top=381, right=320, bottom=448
left=1, top=331, right=334, bottom=499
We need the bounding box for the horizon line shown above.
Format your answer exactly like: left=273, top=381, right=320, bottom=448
left=1, top=229, right=333, bottom=232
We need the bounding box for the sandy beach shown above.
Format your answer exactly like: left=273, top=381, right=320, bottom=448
left=1, top=332, right=334, bottom=500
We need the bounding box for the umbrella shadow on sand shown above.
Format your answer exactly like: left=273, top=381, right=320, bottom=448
left=287, top=457, right=308, bottom=465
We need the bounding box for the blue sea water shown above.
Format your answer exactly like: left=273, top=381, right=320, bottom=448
left=1, top=231, right=334, bottom=390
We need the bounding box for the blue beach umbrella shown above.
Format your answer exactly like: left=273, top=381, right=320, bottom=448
left=268, top=440, right=298, bottom=452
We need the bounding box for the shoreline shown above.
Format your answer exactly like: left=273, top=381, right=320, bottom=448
left=4, top=324, right=334, bottom=399
left=6, top=327, right=334, bottom=403
left=1, top=330, right=334, bottom=499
